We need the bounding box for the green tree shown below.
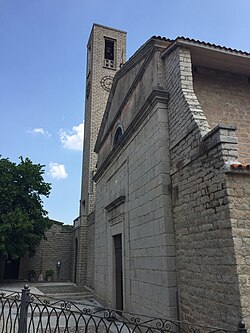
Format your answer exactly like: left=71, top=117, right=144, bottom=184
left=0, top=156, right=52, bottom=258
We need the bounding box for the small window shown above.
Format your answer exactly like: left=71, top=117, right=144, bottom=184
left=113, top=127, right=123, bottom=147
left=104, top=38, right=115, bottom=68
left=87, top=43, right=92, bottom=76
left=81, top=200, right=86, bottom=214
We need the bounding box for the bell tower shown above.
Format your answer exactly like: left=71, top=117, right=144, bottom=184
left=80, top=24, right=127, bottom=217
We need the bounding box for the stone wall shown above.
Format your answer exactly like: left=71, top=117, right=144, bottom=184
left=94, top=92, right=178, bottom=318
left=193, top=68, right=250, bottom=164
left=96, top=47, right=167, bottom=168
left=163, top=45, right=249, bottom=329
left=86, top=212, right=95, bottom=289
left=19, top=221, right=73, bottom=282
left=81, top=25, right=126, bottom=215
left=72, top=216, right=88, bottom=288
left=127, top=102, right=177, bottom=318
left=171, top=126, right=243, bottom=329
left=92, top=38, right=250, bottom=328
left=164, top=47, right=210, bottom=145
left=227, top=172, right=250, bottom=327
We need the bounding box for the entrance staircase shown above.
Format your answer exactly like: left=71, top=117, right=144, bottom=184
left=35, top=282, right=93, bottom=300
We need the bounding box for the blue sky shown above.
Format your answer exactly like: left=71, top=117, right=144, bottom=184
left=0, top=0, right=249, bottom=224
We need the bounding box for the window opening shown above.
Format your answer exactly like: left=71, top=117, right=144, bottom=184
left=113, top=127, right=123, bottom=147
left=87, top=43, right=92, bottom=76
left=104, top=38, right=115, bottom=68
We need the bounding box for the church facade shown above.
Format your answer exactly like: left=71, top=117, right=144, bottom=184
left=2, top=23, right=247, bottom=330
left=1, top=23, right=249, bottom=331
left=78, top=24, right=250, bottom=329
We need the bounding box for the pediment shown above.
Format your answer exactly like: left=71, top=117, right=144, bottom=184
left=95, top=41, right=156, bottom=152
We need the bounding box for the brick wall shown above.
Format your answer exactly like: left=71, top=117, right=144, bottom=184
left=193, top=67, right=250, bottom=164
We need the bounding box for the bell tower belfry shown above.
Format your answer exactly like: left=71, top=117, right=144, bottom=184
left=80, top=24, right=127, bottom=217
left=73, top=24, right=126, bottom=287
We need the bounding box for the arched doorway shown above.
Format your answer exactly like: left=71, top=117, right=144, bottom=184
left=4, top=256, right=20, bottom=280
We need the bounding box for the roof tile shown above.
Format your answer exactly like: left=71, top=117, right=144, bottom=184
left=151, top=35, right=250, bottom=56
left=231, top=164, right=250, bottom=170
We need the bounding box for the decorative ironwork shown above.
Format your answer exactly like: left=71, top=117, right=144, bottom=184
left=0, top=290, right=21, bottom=333
left=0, top=286, right=246, bottom=333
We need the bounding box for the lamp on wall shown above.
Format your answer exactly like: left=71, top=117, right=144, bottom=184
left=57, top=261, right=61, bottom=270
left=56, top=260, right=61, bottom=281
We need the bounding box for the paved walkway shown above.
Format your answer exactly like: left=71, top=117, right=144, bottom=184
left=0, top=282, right=114, bottom=333
left=0, top=281, right=79, bottom=296
left=0, top=281, right=99, bottom=307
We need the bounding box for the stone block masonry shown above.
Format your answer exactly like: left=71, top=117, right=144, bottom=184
left=193, top=67, right=250, bottom=164
left=94, top=91, right=178, bottom=318
left=163, top=45, right=250, bottom=329
left=18, top=221, right=73, bottom=282
left=171, top=126, right=243, bottom=329
left=80, top=24, right=126, bottom=216
left=80, top=26, right=250, bottom=329
left=86, top=212, right=95, bottom=289
left=76, top=23, right=126, bottom=293
left=226, top=174, right=250, bottom=326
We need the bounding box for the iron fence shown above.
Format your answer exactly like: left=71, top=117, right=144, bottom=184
left=0, top=285, right=248, bottom=333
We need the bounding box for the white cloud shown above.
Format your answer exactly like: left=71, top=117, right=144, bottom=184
left=48, top=162, right=68, bottom=180
left=27, top=128, right=51, bottom=137
left=59, top=123, right=84, bottom=151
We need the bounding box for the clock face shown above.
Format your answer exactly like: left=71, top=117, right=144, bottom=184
left=100, top=76, right=113, bottom=92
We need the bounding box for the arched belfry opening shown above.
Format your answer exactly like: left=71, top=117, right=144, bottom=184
left=113, top=126, right=123, bottom=147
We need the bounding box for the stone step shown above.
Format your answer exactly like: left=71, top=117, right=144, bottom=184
left=35, top=282, right=84, bottom=295
left=33, top=282, right=94, bottom=301
left=45, top=292, right=93, bottom=300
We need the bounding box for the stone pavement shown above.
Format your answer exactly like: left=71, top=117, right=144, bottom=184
left=0, top=281, right=130, bottom=333
left=0, top=281, right=93, bottom=301
left=0, top=281, right=44, bottom=295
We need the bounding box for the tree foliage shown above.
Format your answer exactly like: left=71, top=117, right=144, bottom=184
left=0, top=156, right=52, bottom=258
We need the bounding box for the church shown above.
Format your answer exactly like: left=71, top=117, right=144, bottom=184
left=1, top=23, right=249, bottom=331
left=75, top=23, right=250, bottom=330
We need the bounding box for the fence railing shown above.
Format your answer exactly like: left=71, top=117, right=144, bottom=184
left=0, top=285, right=248, bottom=333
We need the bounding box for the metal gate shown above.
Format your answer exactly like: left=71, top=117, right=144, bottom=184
left=0, top=285, right=248, bottom=333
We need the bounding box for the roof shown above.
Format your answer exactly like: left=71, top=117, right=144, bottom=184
left=231, top=164, right=250, bottom=170
left=92, top=23, right=127, bottom=34
left=224, top=163, right=250, bottom=175
left=153, top=36, right=250, bottom=57
left=158, top=35, right=250, bottom=76
left=95, top=33, right=250, bottom=154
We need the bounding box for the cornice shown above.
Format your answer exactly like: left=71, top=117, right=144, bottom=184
left=93, top=89, right=169, bottom=182
left=95, top=45, right=158, bottom=153
left=105, top=196, right=126, bottom=212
